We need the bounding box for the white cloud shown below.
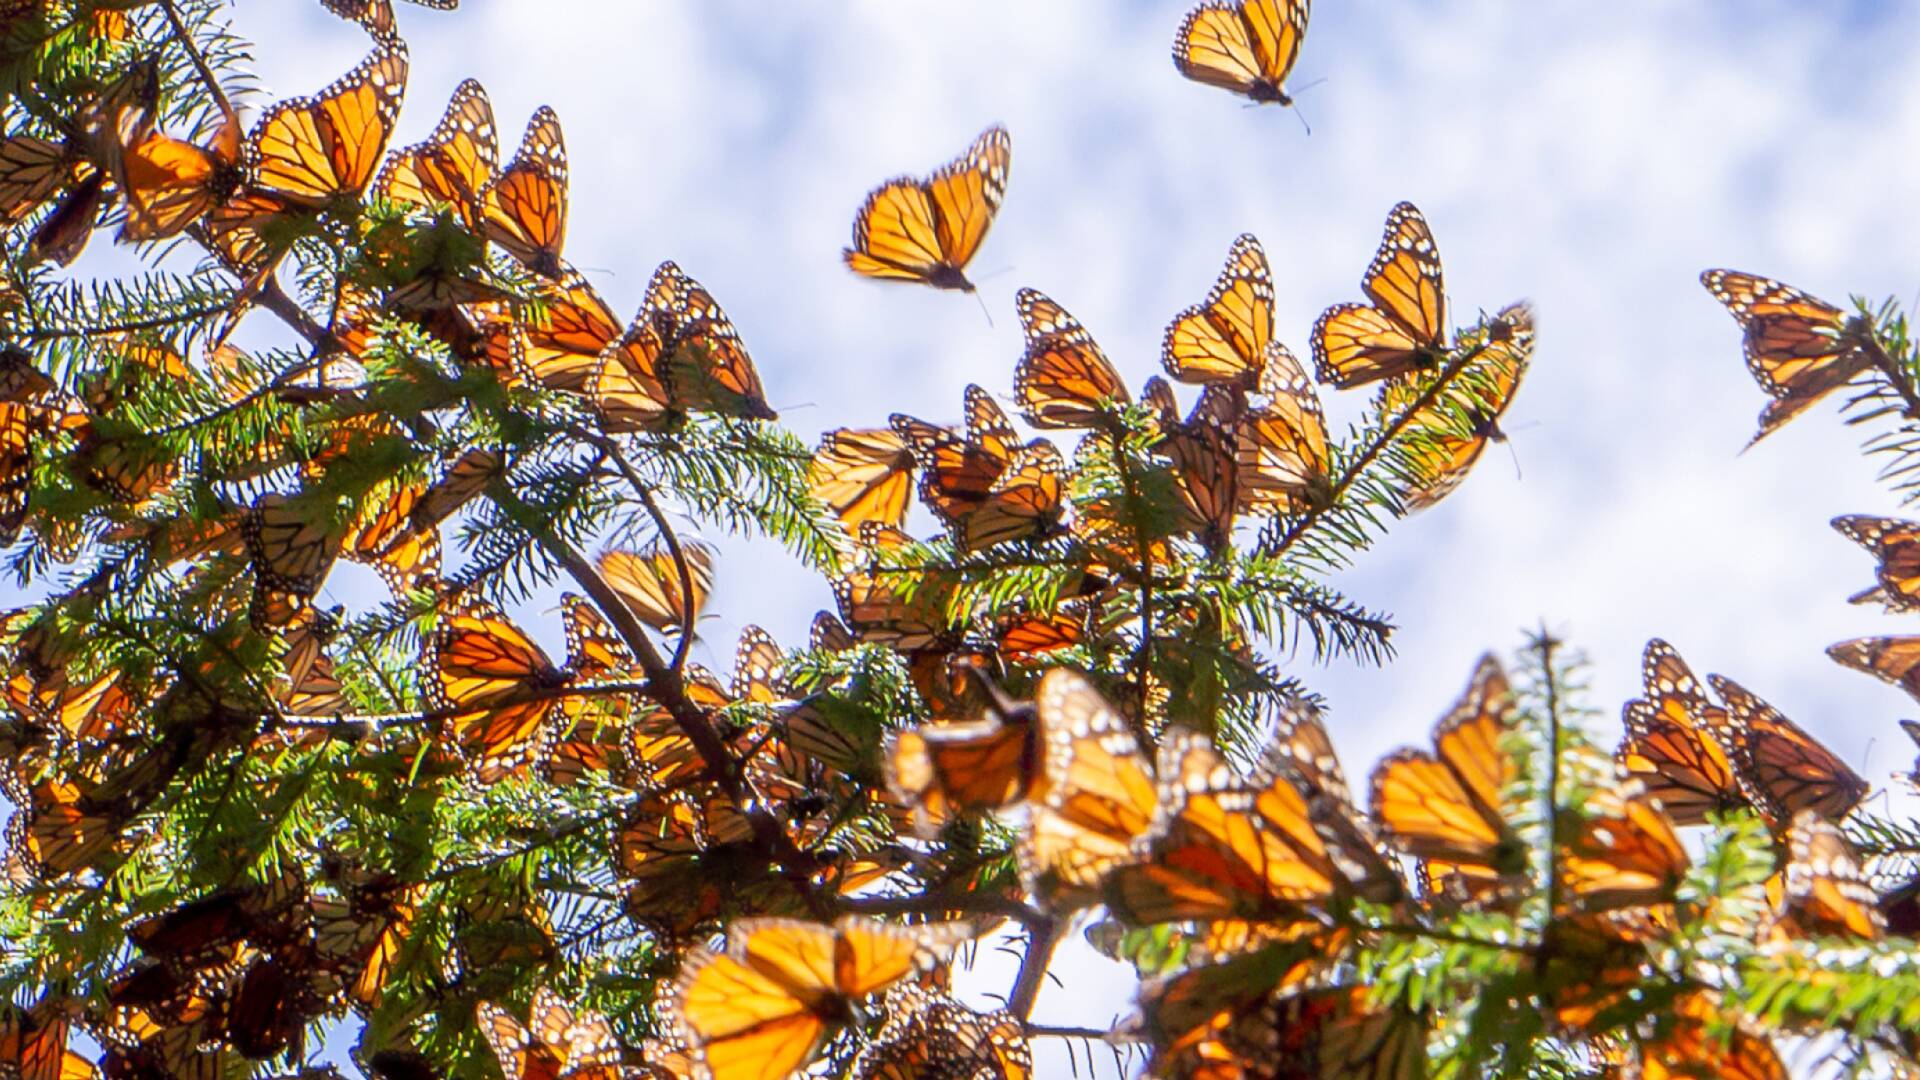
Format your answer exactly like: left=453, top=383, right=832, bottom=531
left=45, top=1, right=1920, bottom=1074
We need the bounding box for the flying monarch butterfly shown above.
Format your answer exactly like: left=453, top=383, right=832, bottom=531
left=1829, top=635, right=1920, bottom=708
left=1700, top=269, right=1874, bottom=444
left=850, top=986, right=1030, bottom=1080
left=599, top=541, right=714, bottom=635
left=478, top=989, right=621, bottom=1080
left=1163, top=233, right=1274, bottom=387
left=1022, top=668, right=1159, bottom=906
left=1378, top=301, right=1534, bottom=512
left=521, top=271, right=621, bottom=393
left=808, top=427, right=914, bottom=533
left=1313, top=202, right=1449, bottom=389
left=644, top=261, right=777, bottom=421
left=1231, top=341, right=1331, bottom=518
left=952, top=439, right=1066, bottom=552
left=1556, top=757, right=1689, bottom=915
left=374, top=78, right=497, bottom=230
left=1769, top=809, right=1883, bottom=941
left=885, top=706, right=1039, bottom=837
left=1633, top=993, right=1786, bottom=1080
left=1369, top=654, right=1530, bottom=893
left=833, top=524, right=957, bottom=652
left=1707, top=673, right=1866, bottom=822
left=243, top=493, right=347, bottom=632
left=427, top=606, right=568, bottom=784
left=483, top=108, right=567, bottom=279
left=1108, top=729, right=1346, bottom=928
left=1014, top=289, right=1130, bottom=430
left=667, top=916, right=977, bottom=1080
left=1172, top=0, right=1311, bottom=107
left=1158, top=385, right=1242, bottom=549
left=1834, top=514, right=1920, bottom=611
left=1614, top=639, right=1749, bottom=826
left=843, top=125, right=1009, bottom=292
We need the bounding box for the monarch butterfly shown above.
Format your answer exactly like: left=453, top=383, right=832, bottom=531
left=244, top=493, right=347, bottom=632
left=1369, top=654, right=1529, bottom=892
left=1707, top=673, right=1866, bottom=822
left=1377, top=302, right=1533, bottom=512
left=523, top=271, right=621, bottom=394
left=1109, top=729, right=1344, bottom=928
left=995, top=605, right=1084, bottom=663
left=1770, top=809, right=1882, bottom=940
left=885, top=706, right=1039, bottom=837
left=617, top=792, right=733, bottom=939
left=561, top=593, right=635, bottom=679
left=1266, top=697, right=1407, bottom=905
left=1172, top=0, right=1311, bottom=107
left=311, top=876, right=416, bottom=1008
left=1158, top=385, right=1242, bottom=549
left=808, top=427, right=913, bottom=533
left=850, top=986, right=1030, bottom=1080
left=1614, top=639, right=1748, bottom=826
left=321, top=0, right=459, bottom=34
left=1022, top=668, right=1158, bottom=905
left=1313, top=202, right=1448, bottom=389
left=8, top=778, right=122, bottom=879
left=809, top=610, right=855, bottom=653
left=1134, top=931, right=1344, bottom=1079
left=1829, top=635, right=1920, bottom=706
left=483, top=108, right=568, bottom=279
left=1163, top=233, right=1274, bottom=387
left=891, top=391, right=1014, bottom=527
left=645, top=261, right=777, bottom=421
left=374, top=78, right=497, bottom=230
left=0, top=403, right=41, bottom=539
left=245, top=43, right=408, bottom=207
left=0, top=134, right=80, bottom=226
left=843, top=125, right=1009, bottom=292
left=1556, top=760, right=1689, bottom=915
left=1014, top=289, right=1130, bottom=430
left=1235, top=341, right=1331, bottom=516
left=587, top=314, right=673, bottom=435
left=732, top=625, right=791, bottom=705
left=111, top=101, right=245, bottom=243
left=1700, top=269, right=1873, bottom=444
left=833, top=524, right=957, bottom=652
left=478, top=989, right=621, bottom=1080
left=1, top=994, right=94, bottom=1080
left=1138, top=376, right=1180, bottom=441
left=277, top=605, right=345, bottom=718
left=599, top=541, right=714, bottom=635
left=1633, top=993, right=1786, bottom=1080
left=427, top=606, right=568, bottom=783
left=952, top=439, right=1066, bottom=552
left=667, top=917, right=977, bottom=1080
left=1834, top=513, right=1920, bottom=611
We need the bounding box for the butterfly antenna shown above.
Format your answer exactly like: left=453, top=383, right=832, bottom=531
left=1290, top=102, right=1313, bottom=136
left=971, top=287, right=995, bottom=328
left=1502, top=432, right=1523, bottom=481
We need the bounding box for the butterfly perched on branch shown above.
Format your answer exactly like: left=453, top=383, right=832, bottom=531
left=1700, top=269, right=1876, bottom=445
left=1314, top=202, right=1450, bottom=389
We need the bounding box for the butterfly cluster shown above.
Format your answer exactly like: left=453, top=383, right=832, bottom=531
left=4, top=2, right=1920, bottom=1080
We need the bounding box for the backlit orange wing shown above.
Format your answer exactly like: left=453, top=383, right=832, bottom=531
left=484, top=107, right=567, bottom=277
left=1014, top=289, right=1129, bottom=430
left=844, top=125, right=1009, bottom=292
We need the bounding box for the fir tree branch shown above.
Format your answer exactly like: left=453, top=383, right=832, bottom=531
left=1007, top=912, right=1065, bottom=1021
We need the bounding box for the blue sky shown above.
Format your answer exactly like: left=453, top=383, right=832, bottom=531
left=32, top=1, right=1920, bottom=1074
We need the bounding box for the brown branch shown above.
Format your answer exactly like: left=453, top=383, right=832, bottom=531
left=1024, top=1024, right=1143, bottom=1043
left=1006, top=912, right=1064, bottom=1021
left=836, top=890, right=1050, bottom=931
left=1859, top=333, right=1920, bottom=423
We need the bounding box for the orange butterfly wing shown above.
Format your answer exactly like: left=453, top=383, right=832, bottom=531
left=248, top=44, right=408, bottom=204
left=484, top=108, right=567, bottom=277
left=1014, top=289, right=1129, bottom=430
left=844, top=126, right=1009, bottom=291
left=1163, top=232, right=1274, bottom=387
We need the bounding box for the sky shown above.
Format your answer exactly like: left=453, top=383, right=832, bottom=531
left=34, top=0, right=1920, bottom=1075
